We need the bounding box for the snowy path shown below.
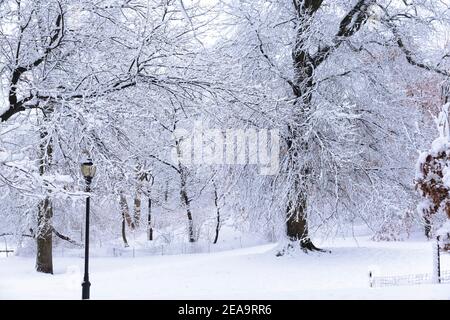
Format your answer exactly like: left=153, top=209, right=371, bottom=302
left=1, top=239, right=449, bottom=299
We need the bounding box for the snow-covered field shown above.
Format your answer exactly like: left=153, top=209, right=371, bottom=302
left=1, top=235, right=449, bottom=300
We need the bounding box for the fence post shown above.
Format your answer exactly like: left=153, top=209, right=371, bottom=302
left=369, top=271, right=373, bottom=288
left=436, top=236, right=441, bottom=284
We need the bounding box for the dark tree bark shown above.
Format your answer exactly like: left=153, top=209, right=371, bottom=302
left=144, top=172, right=154, bottom=241
left=164, top=180, right=169, bottom=202
left=52, top=228, right=82, bottom=247
left=119, top=194, right=131, bottom=247
left=121, top=219, right=129, bottom=248
left=286, top=182, right=319, bottom=250
left=180, top=174, right=195, bottom=243
left=133, top=164, right=147, bottom=228
left=36, top=125, right=54, bottom=273
left=148, top=197, right=153, bottom=241
left=176, top=141, right=195, bottom=243
left=36, top=197, right=53, bottom=273
left=285, top=0, right=374, bottom=251
left=213, top=182, right=220, bottom=244
left=424, top=215, right=432, bottom=239
left=442, top=81, right=450, bottom=104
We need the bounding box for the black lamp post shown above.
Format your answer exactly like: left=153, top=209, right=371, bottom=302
left=81, top=159, right=96, bottom=300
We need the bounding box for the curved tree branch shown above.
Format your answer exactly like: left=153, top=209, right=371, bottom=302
left=389, top=23, right=450, bottom=77
left=1, top=2, right=65, bottom=122
left=313, top=0, right=376, bottom=66
left=378, top=4, right=450, bottom=78
left=52, top=227, right=83, bottom=247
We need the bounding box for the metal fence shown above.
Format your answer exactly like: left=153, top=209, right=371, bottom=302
left=369, top=270, right=450, bottom=288
left=0, top=234, right=14, bottom=257
left=369, top=237, right=449, bottom=288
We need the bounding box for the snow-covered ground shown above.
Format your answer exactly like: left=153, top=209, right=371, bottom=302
left=1, top=234, right=449, bottom=300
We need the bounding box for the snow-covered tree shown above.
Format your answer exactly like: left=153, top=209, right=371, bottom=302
left=416, top=103, right=450, bottom=239
left=218, top=0, right=450, bottom=250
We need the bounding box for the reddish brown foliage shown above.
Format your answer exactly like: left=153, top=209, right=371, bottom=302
left=416, top=150, right=450, bottom=248
left=416, top=151, right=450, bottom=220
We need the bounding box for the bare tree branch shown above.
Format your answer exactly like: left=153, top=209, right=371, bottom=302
left=1, top=2, right=65, bottom=122
left=52, top=227, right=83, bottom=247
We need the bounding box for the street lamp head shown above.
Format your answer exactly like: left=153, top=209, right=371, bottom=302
left=81, top=159, right=96, bottom=180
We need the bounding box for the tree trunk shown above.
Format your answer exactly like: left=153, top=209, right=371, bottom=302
left=176, top=141, right=195, bottom=243
left=180, top=179, right=195, bottom=243
left=36, top=122, right=53, bottom=273
left=133, top=191, right=141, bottom=228
left=133, top=164, right=147, bottom=228
left=36, top=197, right=53, bottom=273
left=119, top=193, right=131, bottom=247
left=121, top=218, right=129, bottom=248
left=442, top=80, right=449, bottom=104
left=120, top=193, right=134, bottom=230
left=286, top=189, right=321, bottom=251
left=147, top=197, right=153, bottom=241
left=284, top=0, right=373, bottom=252
left=164, top=180, right=169, bottom=202
left=213, top=183, right=220, bottom=244
left=284, top=2, right=321, bottom=251
left=285, top=124, right=320, bottom=251
left=424, top=215, right=432, bottom=239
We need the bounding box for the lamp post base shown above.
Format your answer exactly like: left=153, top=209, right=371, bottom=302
left=82, top=280, right=91, bottom=300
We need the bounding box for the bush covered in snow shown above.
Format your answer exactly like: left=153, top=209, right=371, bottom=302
left=416, top=103, right=450, bottom=240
